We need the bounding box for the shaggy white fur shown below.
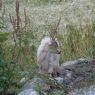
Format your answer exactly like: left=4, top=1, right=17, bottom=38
left=37, top=37, right=60, bottom=75
left=37, top=37, right=51, bottom=58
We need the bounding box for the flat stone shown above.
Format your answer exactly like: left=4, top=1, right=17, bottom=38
left=18, top=89, right=38, bottom=95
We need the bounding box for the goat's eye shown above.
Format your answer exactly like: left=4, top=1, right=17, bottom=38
left=53, top=41, right=58, bottom=47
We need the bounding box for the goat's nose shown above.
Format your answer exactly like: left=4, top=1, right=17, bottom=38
left=57, top=50, right=61, bottom=54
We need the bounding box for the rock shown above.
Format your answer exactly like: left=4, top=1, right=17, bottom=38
left=22, top=77, right=50, bottom=91
left=20, top=77, right=28, bottom=84
left=59, top=59, right=95, bottom=87
left=18, top=89, right=38, bottom=95
left=61, top=60, right=78, bottom=67
left=18, top=59, right=95, bottom=95
left=18, top=77, right=50, bottom=95
left=54, top=77, right=64, bottom=84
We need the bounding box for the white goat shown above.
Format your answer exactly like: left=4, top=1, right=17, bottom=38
left=37, top=37, right=61, bottom=76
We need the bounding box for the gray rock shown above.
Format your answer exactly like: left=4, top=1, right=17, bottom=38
left=59, top=59, right=95, bottom=87
left=18, top=77, right=50, bottom=95
left=18, top=59, right=95, bottom=95
left=22, top=77, right=50, bottom=91
left=54, top=77, right=64, bottom=84
left=20, top=77, right=28, bottom=84
left=18, top=89, right=38, bottom=95
left=61, top=60, right=78, bottom=67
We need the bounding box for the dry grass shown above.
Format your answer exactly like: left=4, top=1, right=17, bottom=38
left=1, top=0, right=95, bottom=61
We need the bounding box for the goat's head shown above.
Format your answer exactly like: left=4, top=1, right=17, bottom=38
left=40, top=37, right=61, bottom=54
left=48, top=38, right=61, bottom=54
left=48, top=17, right=61, bottom=54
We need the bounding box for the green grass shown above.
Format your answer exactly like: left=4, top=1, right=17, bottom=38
left=2, top=0, right=95, bottom=60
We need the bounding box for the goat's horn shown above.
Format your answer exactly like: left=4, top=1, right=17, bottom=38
left=55, top=17, right=61, bottom=31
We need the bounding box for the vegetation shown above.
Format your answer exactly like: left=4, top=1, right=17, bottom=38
left=0, top=0, right=95, bottom=94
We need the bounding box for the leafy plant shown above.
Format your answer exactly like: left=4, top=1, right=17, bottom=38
left=0, top=32, right=19, bottom=94
left=0, top=32, right=9, bottom=42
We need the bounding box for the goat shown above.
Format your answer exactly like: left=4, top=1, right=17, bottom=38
left=37, top=37, right=61, bottom=76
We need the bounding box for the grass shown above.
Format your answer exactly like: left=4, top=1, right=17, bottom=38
left=0, top=0, right=95, bottom=94
left=2, top=0, right=95, bottom=60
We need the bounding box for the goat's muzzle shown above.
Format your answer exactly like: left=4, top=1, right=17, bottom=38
left=57, top=49, right=61, bottom=54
